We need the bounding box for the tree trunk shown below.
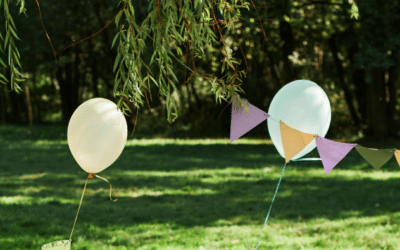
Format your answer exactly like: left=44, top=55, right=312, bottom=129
left=24, top=81, right=34, bottom=134
left=0, top=67, right=7, bottom=124
left=57, top=62, right=73, bottom=123
left=73, top=47, right=81, bottom=108
left=387, top=64, right=400, bottom=138
left=186, top=82, right=192, bottom=113
left=93, top=0, right=117, bottom=68
left=31, top=72, right=42, bottom=123
left=365, top=67, right=389, bottom=141
left=91, top=57, right=100, bottom=98
left=260, top=35, right=283, bottom=88
left=329, top=34, right=360, bottom=126
left=7, top=70, right=24, bottom=123
left=190, top=80, right=201, bottom=110
left=0, top=83, right=6, bottom=124
left=279, top=19, right=297, bottom=83
left=348, top=42, right=367, bottom=125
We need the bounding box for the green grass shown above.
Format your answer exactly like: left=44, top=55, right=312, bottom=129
left=1, top=125, right=400, bottom=249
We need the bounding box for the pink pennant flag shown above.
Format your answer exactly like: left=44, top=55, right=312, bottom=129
left=315, top=136, right=357, bottom=174
left=230, top=99, right=269, bottom=143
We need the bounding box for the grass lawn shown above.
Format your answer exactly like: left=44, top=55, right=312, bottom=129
left=1, top=125, right=400, bottom=250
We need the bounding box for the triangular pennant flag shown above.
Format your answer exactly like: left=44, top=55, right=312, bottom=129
left=394, top=150, right=400, bottom=167
left=315, top=135, right=357, bottom=174
left=280, top=120, right=317, bottom=163
left=355, top=146, right=394, bottom=169
left=230, top=98, right=269, bottom=143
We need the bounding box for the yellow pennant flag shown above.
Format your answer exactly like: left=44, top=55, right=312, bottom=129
left=395, top=150, right=400, bottom=167
left=280, top=120, right=317, bottom=163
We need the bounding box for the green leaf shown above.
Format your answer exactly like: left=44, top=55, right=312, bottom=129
left=175, top=46, right=183, bottom=56
left=351, top=4, right=359, bottom=19
left=115, top=11, right=123, bottom=28
left=120, top=65, right=127, bottom=85
left=120, top=30, right=127, bottom=40
left=19, top=0, right=25, bottom=14
left=0, top=73, right=9, bottom=83
left=166, top=65, right=179, bottom=83
left=0, top=58, right=6, bottom=68
left=7, top=15, right=17, bottom=31
left=4, top=31, right=10, bottom=48
left=150, top=51, right=157, bottom=66
left=114, top=77, right=121, bottom=94
left=122, top=101, right=131, bottom=113
left=123, top=8, right=130, bottom=21
left=114, top=52, right=122, bottom=73
left=117, top=98, right=122, bottom=110
left=13, top=52, right=22, bottom=68
left=148, top=74, right=159, bottom=87
left=111, top=33, right=120, bottom=49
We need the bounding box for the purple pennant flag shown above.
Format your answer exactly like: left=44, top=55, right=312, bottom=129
left=230, top=99, right=270, bottom=143
left=315, top=135, right=357, bottom=174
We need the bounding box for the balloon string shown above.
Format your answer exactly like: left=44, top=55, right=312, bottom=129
left=94, top=174, right=118, bottom=202
left=69, top=176, right=89, bottom=242
left=254, top=162, right=287, bottom=250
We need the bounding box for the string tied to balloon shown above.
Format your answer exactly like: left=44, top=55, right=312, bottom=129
left=253, top=157, right=321, bottom=250
left=69, top=173, right=117, bottom=243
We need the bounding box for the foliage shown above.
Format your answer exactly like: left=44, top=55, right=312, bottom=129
left=1, top=0, right=361, bottom=126
left=0, top=0, right=27, bottom=92
left=110, top=0, right=251, bottom=123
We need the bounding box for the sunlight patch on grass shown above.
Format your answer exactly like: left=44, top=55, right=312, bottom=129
left=0, top=195, right=76, bottom=205
left=126, top=138, right=273, bottom=146
left=325, top=169, right=400, bottom=180
left=19, top=172, right=48, bottom=180
left=120, top=187, right=216, bottom=198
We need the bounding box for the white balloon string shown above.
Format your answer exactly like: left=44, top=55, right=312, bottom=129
left=94, top=174, right=118, bottom=202
left=69, top=176, right=89, bottom=242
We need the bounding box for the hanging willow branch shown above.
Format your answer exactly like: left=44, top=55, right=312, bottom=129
left=0, top=0, right=27, bottom=92
left=111, top=0, right=250, bottom=123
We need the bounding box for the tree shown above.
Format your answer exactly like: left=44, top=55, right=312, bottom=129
left=1, top=0, right=359, bottom=127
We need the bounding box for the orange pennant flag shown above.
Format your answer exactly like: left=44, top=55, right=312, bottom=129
left=280, top=120, right=317, bottom=163
left=395, top=150, right=400, bottom=167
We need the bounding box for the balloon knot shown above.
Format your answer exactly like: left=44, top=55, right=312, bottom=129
left=88, top=173, right=94, bottom=179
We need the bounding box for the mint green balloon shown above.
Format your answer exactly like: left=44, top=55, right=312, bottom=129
left=267, top=80, right=331, bottom=160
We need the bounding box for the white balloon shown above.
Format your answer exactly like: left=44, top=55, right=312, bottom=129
left=267, top=80, right=331, bottom=160
left=67, top=98, right=128, bottom=174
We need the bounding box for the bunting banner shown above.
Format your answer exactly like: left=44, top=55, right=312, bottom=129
left=230, top=98, right=270, bottom=143
left=229, top=98, right=400, bottom=171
